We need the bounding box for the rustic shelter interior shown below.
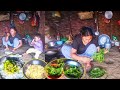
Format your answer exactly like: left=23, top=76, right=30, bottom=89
left=0, top=11, right=45, bottom=62
left=0, top=11, right=120, bottom=79
left=45, top=11, right=120, bottom=79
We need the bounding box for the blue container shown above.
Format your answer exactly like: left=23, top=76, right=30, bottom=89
left=104, top=39, right=111, bottom=50
left=56, top=40, right=63, bottom=45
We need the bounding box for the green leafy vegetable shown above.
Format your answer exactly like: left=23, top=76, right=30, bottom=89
left=92, top=49, right=105, bottom=63
left=4, top=60, right=19, bottom=74
left=64, top=65, right=82, bottom=78
left=46, top=59, right=65, bottom=77
left=47, top=66, right=63, bottom=76
left=89, top=67, right=106, bottom=78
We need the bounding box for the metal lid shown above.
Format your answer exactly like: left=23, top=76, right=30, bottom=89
left=19, top=13, right=26, bottom=20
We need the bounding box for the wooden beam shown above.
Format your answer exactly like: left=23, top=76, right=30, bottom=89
left=37, top=11, right=45, bottom=49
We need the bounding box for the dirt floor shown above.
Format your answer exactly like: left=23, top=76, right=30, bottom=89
left=84, top=46, right=120, bottom=79
left=0, top=44, right=45, bottom=63
left=0, top=44, right=120, bottom=79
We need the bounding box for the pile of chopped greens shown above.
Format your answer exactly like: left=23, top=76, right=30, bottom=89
left=92, top=49, right=105, bottom=63
left=45, top=58, right=84, bottom=79
left=46, top=59, right=65, bottom=77
left=3, top=60, right=19, bottom=74
left=64, top=65, right=82, bottom=78
left=89, top=67, right=106, bottom=78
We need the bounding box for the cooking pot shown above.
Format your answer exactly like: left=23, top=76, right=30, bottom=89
left=115, top=41, right=120, bottom=46
left=48, top=41, right=56, bottom=47
left=45, top=50, right=59, bottom=62
left=45, top=50, right=57, bottom=55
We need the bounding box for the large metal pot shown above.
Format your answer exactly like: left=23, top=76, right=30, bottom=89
left=45, top=50, right=58, bottom=62
left=48, top=41, right=56, bottom=47
left=63, top=59, right=85, bottom=79
left=23, top=59, right=47, bottom=79
left=45, top=50, right=57, bottom=56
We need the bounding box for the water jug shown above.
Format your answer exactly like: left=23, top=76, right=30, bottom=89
left=104, top=39, right=111, bottom=50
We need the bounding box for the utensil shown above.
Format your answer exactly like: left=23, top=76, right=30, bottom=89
left=98, top=34, right=110, bottom=48
left=45, top=50, right=57, bottom=55
left=111, top=40, right=115, bottom=47
left=48, top=41, right=56, bottom=47
left=105, top=11, right=113, bottom=19
left=61, top=37, right=68, bottom=42
left=5, top=51, right=13, bottom=55
left=19, top=13, right=26, bottom=21
left=115, top=41, right=120, bottom=46
left=63, top=59, right=85, bottom=79
left=56, top=41, right=63, bottom=46
left=95, top=11, right=99, bottom=36
left=45, top=58, right=66, bottom=79
left=0, top=55, right=24, bottom=79
left=23, top=59, right=47, bottom=79
left=104, top=39, right=111, bottom=50
left=88, top=66, right=107, bottom=79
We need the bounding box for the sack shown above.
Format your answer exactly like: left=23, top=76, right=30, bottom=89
left=78, top=11, right=94, bottom=20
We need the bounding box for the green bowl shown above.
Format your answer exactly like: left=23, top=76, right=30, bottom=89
left=61, top=38, right=68, bottom=42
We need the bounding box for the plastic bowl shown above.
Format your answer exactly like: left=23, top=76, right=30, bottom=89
left=56, top=41, right=63, bottom=45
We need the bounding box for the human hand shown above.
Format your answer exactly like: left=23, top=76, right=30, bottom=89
left=5, top=47, right=9, bottom=51
left=6, top=33, right=10, bottom=37
left=31, top=39, right=35, bottom=45
left=80, top=57, right=91, bottom=64
left=12, top=48, right=17, bottom=52
left=104, top=49, right=109, bottom=54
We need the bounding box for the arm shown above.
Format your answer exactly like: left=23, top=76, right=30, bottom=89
left=71, top=48, right=91, bottom=64
left=30, top=39, right=35, bottom=46
left=13, top=40, right=23, bottom=50
left=5, top=33, right=10, bottom=42
left=97, top=46, right=100, bottom=52
left=71, top=48, right=83, bottom=61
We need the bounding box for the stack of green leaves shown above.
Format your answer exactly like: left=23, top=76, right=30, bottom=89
left=92, top=49, right=104, bottom=63
left=89, top=67, right=106, bottom=78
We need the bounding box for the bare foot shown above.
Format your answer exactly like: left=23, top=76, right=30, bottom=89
left=85, top=63, right=92, bottom=72
left=22, top=53, right=28, bottom=56
left=5, top=47, right=9, bottom=51
left=12, top=48, right=17, bottom=52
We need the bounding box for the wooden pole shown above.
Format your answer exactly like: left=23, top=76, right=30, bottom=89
left=37, top=11, right=45, bottom=49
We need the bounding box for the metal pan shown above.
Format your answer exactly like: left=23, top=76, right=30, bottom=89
left=19, top=13, right=26, bottom=21
left=45, top=50, right=57, bottom=55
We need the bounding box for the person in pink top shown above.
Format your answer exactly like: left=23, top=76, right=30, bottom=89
left=23, top=33, right=43, bottom=59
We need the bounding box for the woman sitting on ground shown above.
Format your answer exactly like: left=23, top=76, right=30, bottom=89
left=61, top=26, right=100, bottom=71
left=2, top=27, right=23, bottom=51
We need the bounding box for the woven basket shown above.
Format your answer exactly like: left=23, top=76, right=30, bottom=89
left=78, top=11, right=94, bottom=20
left=0, top=14, right=10, bottom=21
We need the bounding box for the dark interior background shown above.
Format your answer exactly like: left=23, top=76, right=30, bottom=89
left=0, top=11, right=45, bottom=45
left=45, top=11, right=120, bottom=40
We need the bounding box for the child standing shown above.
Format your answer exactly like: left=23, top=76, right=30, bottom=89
left=24, top=33, right=43, bottom=59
